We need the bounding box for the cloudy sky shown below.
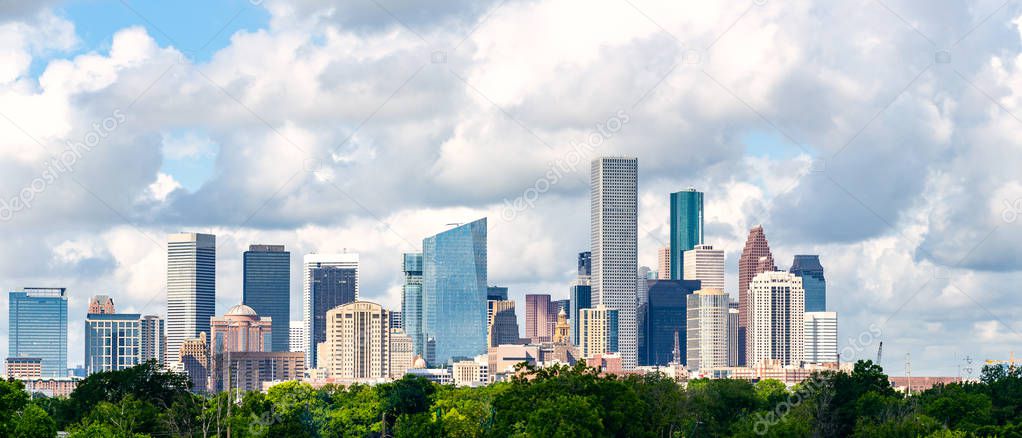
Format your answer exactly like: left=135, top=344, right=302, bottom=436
left=0, top=0, right=1020, bottom=375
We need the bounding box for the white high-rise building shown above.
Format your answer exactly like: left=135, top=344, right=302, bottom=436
left=747, top=271, right=805, bottom=367
left=804, top=311, right=838, bottom=364
left=166, top=233, right=216, bottom=362
left=590, top=157, right=639, bottom=369
left=686, top=290, right=729, bottom=371
left=318, top=301, right=390, bottom=383
left=683, top=244, right=726, bottom=292
left=140, top=315, right=166, bottom=366
left=302, top=253, right=359, bottom=366
left=289, top=320, right=307, bottom=353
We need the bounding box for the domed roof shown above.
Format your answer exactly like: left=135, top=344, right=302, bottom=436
left=226, top=304, right=258, bottom=317
left=412, top=355, right=427, bottom=369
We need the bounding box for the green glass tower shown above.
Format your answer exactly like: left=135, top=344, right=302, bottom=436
left=670, top=188, right=703, bottom=280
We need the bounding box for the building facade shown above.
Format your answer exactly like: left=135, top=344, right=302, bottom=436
left=747, top=272, right=805, bottom=367
left=570, top=284, right=592, bottom=346
left=167, top=233, right=216, bottom=362
left=289, top=320, right=307, bottom=353
left=577, top=251, right=592, bottom=284
left=578, top=305, right=619, bottom=360
left=790, top=255, right=827, bottom=313
left=140, top=315, right=166, bottom=366
left=686, top=290, right=729, bottom=371
left=422, top=218, right=488, bottom=365
left=590, top=157, right=639, bottom=369
left=401, top=253, right=425, bottom=356
left=215, top=352, right=305, bottom=393
left=737, top=225, right=775, bottom=366
left=389, top=329, right=414, bottom=380
left=243, top=244, right=291, bottom=352
left=9, top=288, right=68, bottom=377
left=318, top=301, right=391, bottom=383
left=643, top=280, right=702, bottom=366
left=727, top=301, right=740, bottom=367
left=303, top=253, right=359, bottom=368
left=88, top=295, right=115, bottom=314
left=179, top=332, right=209, bottom=393
left=657, top=247, right=671, bottom=280
left=804, top=311, right=838, bottom=364
left=487, top=300, right=520, bottom=348
left=85, top=313, right=142, bottom=374
left=683, top=244, right=726, bottom=292
left=5, top=357, right=42, bottom=379
left=525, top=294, right=552, bottom=343
left=669, top=188, right=703, bottom=280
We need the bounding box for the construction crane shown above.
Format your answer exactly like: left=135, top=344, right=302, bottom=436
left=986, top=352, right=1019, bottom=371
left=876, top=342, right=883, bottom=365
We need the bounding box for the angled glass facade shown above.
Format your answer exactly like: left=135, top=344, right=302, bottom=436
left=570, top=284, right=592, bottom=346
left=401, top=252, right=425, bottom=356
left=422, top=218, right=487, bottom=365
left=670, top=189, right=703, bottom=280
left=243, top=245, right=291, bottom=352
left=790, top=255, right=827, bottom=312
left=642, top=279, right=701, bottom=366
left=85, top=313, right=142, bottom=374
left=9, top=288, right=68, bottom=377
left=309, top=267, right=357, bottom=368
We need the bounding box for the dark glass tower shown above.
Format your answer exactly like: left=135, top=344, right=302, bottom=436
left=487, top=286, right=509, bottom=301
left=570, top=284, right=591, bottom=346
left=243, top=245, right=291, bottom=352
left=577, top=251, right=592, bottom=277
left=670, top=189, right=703, bottom=280
left=790, top=255, right=826, bottom=312
left=309, top=266, right=357, bottom=367
left=642, top=279, right=701, bottom=366
left=422, top=218, right=488, bottom=365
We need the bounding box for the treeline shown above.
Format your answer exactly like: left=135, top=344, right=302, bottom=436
left=3, top=360, right=1022, bottom=437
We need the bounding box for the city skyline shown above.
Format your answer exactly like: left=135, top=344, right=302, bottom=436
left=0, top=0, right=1019, bottom=379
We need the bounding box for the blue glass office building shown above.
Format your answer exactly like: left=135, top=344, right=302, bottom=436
left=402, top=252, right=425, bottom=356
left=85, top=313, right=142, bottom=374
left=642, top=279, right=701, bottom=366
left=9, top=288, right=68, bottom=377
left=670, top=189, right=703, bottom=280
left=570, top=284, right=592, bottom=346
left=309, top=266, right=357, bottom=367
left=790, top=255, right=827, bottom=312
left=422, top=218, right=487, bottom=365
left=243, top=245, right=291, bottom=352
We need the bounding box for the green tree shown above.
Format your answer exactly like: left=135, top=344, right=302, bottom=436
left=14, top=403, right=57, bottom=438
left=520, top=394, right=604, bottom=437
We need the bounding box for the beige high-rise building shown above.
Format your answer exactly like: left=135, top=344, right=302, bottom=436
left=657, top=247, right=671, bottom=280
left=389, top=329, right=414, bottom=380
left=686, top=290, right=729, bottom=371
left=179, top=332, right=209, bottom=394
left=578, top=305, right=619, bottom=360
left=318, top=301, right=391, bottom=383
left=683, top=244, right=726, bottom=292
left=748, top=272, right=805, bottom=367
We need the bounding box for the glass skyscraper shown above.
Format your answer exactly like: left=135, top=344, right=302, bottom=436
left=570, top=284, right=592, bottom=346
left=642, top=279, right=701, bottom=366
left=167, top=233, right=216, bottom=362
left=302, top=253, right=358, bottom=367
left=670, top=188, right=703, bottom=280
left=422, top=218, right=487, bottom=365
left=308, top=266, right=357, bottom=368
left=9, top=288, right=68, bottom=377
left=243, top=244, right=291, bottom=352
left=402, top=252, right=425, bottom=356
left=790, top=255, right=827, bottom=312
left=85, top=313, right=142, bottom=374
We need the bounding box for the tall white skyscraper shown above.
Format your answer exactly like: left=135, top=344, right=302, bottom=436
left=686, top=289, right=729, bottom=371
left=683, top=244, right=726, bottom=292
left=166, top=232, right=215, bottom=362
left=804, top=311, right=838, bottom=364
left=302, top=253, right=359, bottom=366
left=590, top=157, right=639, bottom=369
left=747, top=271, right=805, bottom=367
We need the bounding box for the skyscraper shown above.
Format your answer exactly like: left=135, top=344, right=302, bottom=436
left=289, top=320, right=307, bottom=353
left=804, top=311, right=838, bottom=364
left=487, top=300, right=520, bottom=348
left=686, top=289, right=729, bottom=371
left=9, top=288, right=68, bottom=377
left=670, top=188, right=703, bottom=280
left=140, top=315, right=166, bottom=366
left=487, top=286, right=509, bottom=301
left=179, top=332, right=208, bottom=394
left=525, top=294, right=552, bottom=343
left=591, top=157, right=639, bottom=369
left=570, top=284, right=592, bottom=346
left=304, top=255, right=359, bottom=368
left=209, top=304, right=274, bottom=392
left=85, top=313, right=142, bottom=374
left=167, top=232, right=216, bottom=362
left=727, top=301, right=740, bottom=367
left=243, top=244, right=291, bottom=352
left=737, top=225, right=774, bottom=365
left=319, top=301, right=391, bottom=383
left=578, top=305, right=619, bottom=359
left=642, top=279, right=701, bottom=366
left=790, top=255, right=827, bottom=313
left=747, top=271, right=804, bottom=367
left=401, top=253, right=424, bottom=356
left=657, top=247, right=671, bottom=280
left=422, top=218, right=488, bottom=365
left=577, top=251, right=592, bottom=284
left=683, top=244, right=726, bottom=291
